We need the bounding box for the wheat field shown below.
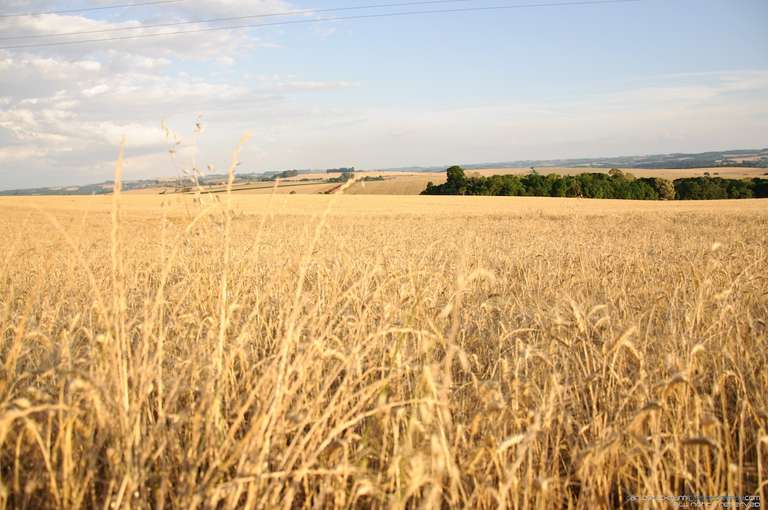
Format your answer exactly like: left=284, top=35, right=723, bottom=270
left=0, top=187, right=766, bottom=508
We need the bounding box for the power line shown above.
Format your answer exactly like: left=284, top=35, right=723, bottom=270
left=0, top=0, right=186, bottom=19
left=0, top=0, right=640, bottom=50
left=0, top=0, right=476, bottom=41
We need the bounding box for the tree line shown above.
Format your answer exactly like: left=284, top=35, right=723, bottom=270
left=421, top=166, right=768, bottom=200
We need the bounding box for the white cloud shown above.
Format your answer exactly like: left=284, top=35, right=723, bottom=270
left=0, top=0, right=297, bottom=61
left=225, top=72, right=768, bottom=170
left=253, top=75, right=360, bottom=92
left=0, top=55, right=101, bottom=77
left=81, top=84, right=110, bottom=97
left=0, top=18, right=366, bottom=188
left=82, top=121, right=167, bottom=147
left=0, top=145, right=49, bottom=162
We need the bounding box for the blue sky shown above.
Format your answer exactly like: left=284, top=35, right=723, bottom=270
left=0, top=0, right=766, bottom=188
left=258, top=1, right=767, bottom=100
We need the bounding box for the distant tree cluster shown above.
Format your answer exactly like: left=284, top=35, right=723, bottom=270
left=327, top=172, right=354, bottom=183
left=421, top=166, right=768, bottom=200
left=673, top=176, right=768, bottom=199
left=275, top=170, right=300, bottom=179
left=326, top=167, right=355, bottom=173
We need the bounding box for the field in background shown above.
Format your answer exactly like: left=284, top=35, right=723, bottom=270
left=0, top=194, right=766, bottom=508
left=125, top=180, right=339, bottom=195
left=4, top=194, right=768, bottom=217
left=120, top=167, right=768, bottom=197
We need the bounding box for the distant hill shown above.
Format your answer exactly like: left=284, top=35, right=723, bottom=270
left=0, top=170, right=316, bottom=196
left=379, top=148, right=768, bottom=173
left=1, top=149, right=766, bottom=196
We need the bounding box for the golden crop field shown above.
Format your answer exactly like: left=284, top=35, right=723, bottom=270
left=0, top=191, right=766, bottom=509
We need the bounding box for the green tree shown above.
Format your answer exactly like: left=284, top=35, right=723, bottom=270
left=726, top=179, right=752, bottom=198
left=549, top=177, right=567, bottom=197
left=522, top=172, right=551, bottom=196
left=626, top=180, right=658, bottom=200
left=643, top=177, right=676, bottom=200
left=565, top=177, right=582, bottom=197
left=674, top=177, right=728, bottom=200
left=445, top=165, right=467, bottom=194
left=751, top=178, right=768, bottom=198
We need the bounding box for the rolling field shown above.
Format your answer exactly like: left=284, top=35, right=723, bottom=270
left=125, top=180, right=339, bottom=196
left=0, top=193, right=766, bottom=508
left=121, top=167, right=768, bottom=197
